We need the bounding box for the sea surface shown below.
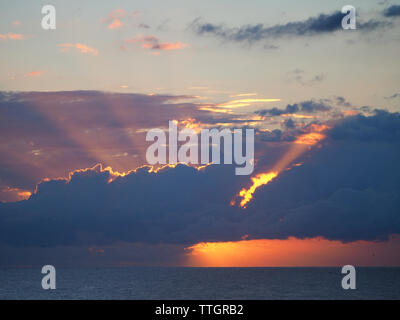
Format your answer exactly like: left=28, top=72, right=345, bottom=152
left=0, top=267, right=399, bottom=300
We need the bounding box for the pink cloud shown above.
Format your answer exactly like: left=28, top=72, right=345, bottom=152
left=0, top=32, right=25, bottom=40
left=124, top=35, right=188, bottom=53
left=101, top=8, right=139, bottom=30
left=58, top=43, right=99, bottom=56
left=153, top=42, right=188, bottom=50
left=108, top=19, right=123, bottom=30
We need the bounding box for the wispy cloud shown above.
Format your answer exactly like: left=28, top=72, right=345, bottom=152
left=125, top=35, right=188, bottom=53
left=101, top=8, right=139, bottom=30
left=59, top=43, right=99, bottom=56
left=255, top=100, right=331, bottom=117
left=230, top=93, right=258, bottom=98
left=385, top=93, right=400, bottom=100
left=191, top=11, right=390, bottom=44
left=0, top=32, right=25, bottom=40
left=198, top=97, right=280, bottom=114
left=108, top=19, right=123, bottom=30
left=24, top=71, right=44, bottom=78
left=287, top=69, right=326, bottom=86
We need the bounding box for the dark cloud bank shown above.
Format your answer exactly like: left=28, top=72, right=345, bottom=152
left=383, top=5, right=400, bottom=17
left=255, top=100, right=331, bottom=116
left=1, top=110, right=400, bottom=254
left=191, top=11, right=390, bottom=44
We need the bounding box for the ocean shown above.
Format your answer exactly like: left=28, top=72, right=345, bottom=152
left=0, top=267, right=399, bottom=300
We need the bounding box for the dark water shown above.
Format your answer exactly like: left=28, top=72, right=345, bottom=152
left=0, top=267, right=399, bottom=300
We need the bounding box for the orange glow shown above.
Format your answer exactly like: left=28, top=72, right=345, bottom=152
left=294, top=124, right=329, bottom=145
left=156, top=42, right=188, bottom=50
left=237, top=172, right=278, bottom=208
left=142, top=41, right=188, bottom=51
left=180, top=118, right=202, bottom=133
left=233, top=124, right=330, bottom=208
left=0, top=187, right=32, bottom=202
left=33, top=162, right=213, bottom=194
left=17, top=190, right=32, bottom=198
left=24, top=71, right=44, bottom=78
left=199, top=106, right=233, bottom=114
left=308, top=123, right=329, bottom=132
left=218, top=98, right=281, bottom=109
left=295, top=132, right=325, bottom=145
left=186, top=236, right=400, bottom=267
left=344, top=110, right=359, bottom=116
left=199, top=97, right=280, bottom=114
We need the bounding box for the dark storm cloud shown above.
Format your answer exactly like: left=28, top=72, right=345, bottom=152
left=1, top=110, right=400, bottom=250
left=383, top=5, right=400, bottom=17
left=191, top=11, right=389, bottom=43
left=255, top=100, right=331, bottom=116
left=258, top=129, right=296, bottom=142
left=328, top=109, right=400, bottom=141
left=0, top=164, right=246, bottom=247
left=255, top=104, right=299, bottom=116
left=282, top=118, right=296, bottom=130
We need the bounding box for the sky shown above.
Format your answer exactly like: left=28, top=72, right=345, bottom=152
left=0, top=0, right=400, bottom=267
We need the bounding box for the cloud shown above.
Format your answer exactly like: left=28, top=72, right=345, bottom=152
left=125, top=35, right=188, bottom=53
left=191, top=11, right=390, bottom=44
left=328, top=109, right=400, bottom=141
left=58, top=43, right=99, bottom=55
left=282, top=118, right=296, bottom=129
left=255, top=100, right=331, bottom=116
left=138, top=23, right=150, bottom=29
left=335, top=96, right=352, bottom=107
left=101, top=8, right=139, bottom=30
left=0, top=32, right=25, bottom=40
left=108, top=19, right=123, bottom=30
left=385, top=93, right=400, bottom=100
left=0, top=90, right=227, bottom=200
left=287, top=69, right=326, bottom=86
left=258, top=129, right=296, bottom=142
left=24, top=71, right=44, bottom=78
left=383, top=5, right=400, bottom=17
left=1, top=90, right=399, bottom=252
left=1, top=110, right=400, bottom=249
